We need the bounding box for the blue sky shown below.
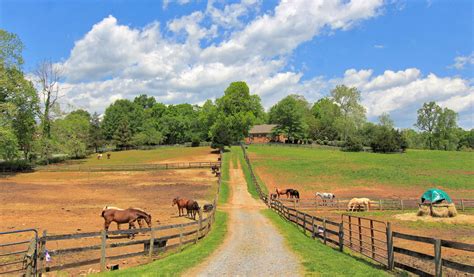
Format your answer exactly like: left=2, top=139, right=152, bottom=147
left=1, top=0, right=473, bottom=128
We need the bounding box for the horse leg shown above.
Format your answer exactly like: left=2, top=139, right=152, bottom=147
left=104, top=221, right=111, bottom=238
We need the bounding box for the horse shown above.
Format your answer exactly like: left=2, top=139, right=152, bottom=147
left=172, top=197, right=189, bottom=216
left=347, top=198, right=371, bottom=212
left=288, top=189, right=300, bottom=199
left=97, top=153, right=103, bottom=160
left=211, top=165, right=219, bottom=174
left=186, top=200, right=200, bottom=220
left=101, top=206, right=152, bottom=238
left=275, top=188, right=290, bottom=198
left=107, top=153, right=111, bottom=159
left=270, top=193, right=278, bottom=200
left=316, top=192, right=336, bottom=206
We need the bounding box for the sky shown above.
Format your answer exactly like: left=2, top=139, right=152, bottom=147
left=1, top=0, right=473, bottom=128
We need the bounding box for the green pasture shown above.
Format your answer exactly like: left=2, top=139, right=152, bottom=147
left=100, top=211, right=228, bottom=277
left=77, top=147, right=215, bottom=165
left=248, top=145, right=474, bottom=194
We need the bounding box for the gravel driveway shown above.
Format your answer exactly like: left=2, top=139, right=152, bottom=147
left=193, top=161, right=302, bottom=276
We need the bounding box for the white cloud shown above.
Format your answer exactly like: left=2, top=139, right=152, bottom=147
left=163, top=0, right=192, bottom=10
left=56, top=0, right=473, bottom=128
left=374, top=44, right=384, bottom=49
left=450, top=52, right=474, bottom=70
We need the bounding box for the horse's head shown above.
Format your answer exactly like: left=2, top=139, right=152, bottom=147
left=144, top=214, right=152, bottom=228
left=172, top=197, right=179, bottom=206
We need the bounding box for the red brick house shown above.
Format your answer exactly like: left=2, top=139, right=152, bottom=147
left=245, top=124, right=286, bottom=144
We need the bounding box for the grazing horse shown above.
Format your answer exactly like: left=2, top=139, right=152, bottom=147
left=186, top=200, right=200, bottom=220
left=172, top=197, right=189, bottom=216
left=101, top=206, right=152, bottom=237
left=97, top=153, right=103, bottom=160
left=275, top=188, right=290, bottom=198
left=347, top=198, right=371, bottom=212
left=211, top=165, right=219, bottom=174
left=316, top=192, right=336, bottom=206
left=288, top=189, right=300, bottom=199
left=107, top=153, right=111, bottom=159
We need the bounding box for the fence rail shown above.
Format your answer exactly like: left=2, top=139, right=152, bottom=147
left=240, top=144, right=474, bottom=277
left=37, top=161, right=221, bottom=173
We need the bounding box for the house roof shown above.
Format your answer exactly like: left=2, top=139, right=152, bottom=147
left=249, top=124, right=277, bottom=134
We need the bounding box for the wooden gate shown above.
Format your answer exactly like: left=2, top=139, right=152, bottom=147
left=341, top=215, right=392, bottom=267
left=0, top=229, right=38, bottom=276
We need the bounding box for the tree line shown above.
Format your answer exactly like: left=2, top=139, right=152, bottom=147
left=1, top=29, right=472, bottom=167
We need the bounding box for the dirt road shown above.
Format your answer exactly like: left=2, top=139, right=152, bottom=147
left=193, top=161, right=302, bottom=276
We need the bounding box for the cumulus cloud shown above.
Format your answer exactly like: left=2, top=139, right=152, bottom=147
left=450, top=52, right=474, bottom=70
left=56, top=0, right=473, bottom=128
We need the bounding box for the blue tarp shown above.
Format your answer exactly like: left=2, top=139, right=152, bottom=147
left=421, top=188, right=453, bottom=204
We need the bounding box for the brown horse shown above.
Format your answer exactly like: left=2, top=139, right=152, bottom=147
left=275, top=188, right=290, bottom=198
left=186, top=200, right=200, bottom=220
left=172, top=197, right=189, bottom=216
left=101, top=206, right=152, bottom=237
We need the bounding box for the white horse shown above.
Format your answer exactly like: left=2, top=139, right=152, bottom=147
left=316, top=192, right=335, bottom=206
left=347, top=198, right=371, bottom=212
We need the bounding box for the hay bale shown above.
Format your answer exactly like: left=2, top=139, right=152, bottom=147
left=447, top=203, right=458, bottom=217
left=417, top=204, right=430, bottom=216
left=431, top=205, right=449, bottom=217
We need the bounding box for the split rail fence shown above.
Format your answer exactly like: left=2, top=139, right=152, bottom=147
left=241, top=144, right=474, bottom=277
left=38, top=161, right=221, bottom=172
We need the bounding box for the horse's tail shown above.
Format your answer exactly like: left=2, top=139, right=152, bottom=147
left=101, top=206, right=108, bottom=217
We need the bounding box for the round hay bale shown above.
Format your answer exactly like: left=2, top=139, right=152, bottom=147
left=417, top=204, right=430, bottom=216
left=431, top=203, right=457, bottom=218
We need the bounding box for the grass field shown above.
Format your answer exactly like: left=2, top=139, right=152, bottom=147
left=262, top=210, right=392, bottom=276
left=72, top=146, right=217, bottom=166
left=248, top=145, right=474, bottom=198
left=101, top=211, right=228, bottom=277
left=218, top=150, right=230, bottom=205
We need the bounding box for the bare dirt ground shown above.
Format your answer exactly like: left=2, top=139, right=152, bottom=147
left=0, top=166, right=219, bottom=276
left=191, top=161, right=302, bottom=276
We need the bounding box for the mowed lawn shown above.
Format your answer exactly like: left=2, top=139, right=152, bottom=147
left=75, top=146, right=217, bottom=166
left=248, top=145, right=474, bottom=197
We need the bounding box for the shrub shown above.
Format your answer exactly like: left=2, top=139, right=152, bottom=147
left=191, top=137, right=200, bottom=147
left=342, top=136, right=364, bottom=152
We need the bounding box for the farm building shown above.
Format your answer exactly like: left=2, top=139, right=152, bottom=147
left=245, top=124, right=285, bottom=143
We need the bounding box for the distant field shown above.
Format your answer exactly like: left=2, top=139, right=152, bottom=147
left=248, top=145, right=474, bottom=198
left=71, top=146, right=218, bottom=166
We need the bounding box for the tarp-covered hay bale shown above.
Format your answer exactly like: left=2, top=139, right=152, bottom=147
left=417, top=203, right=457, bottom=218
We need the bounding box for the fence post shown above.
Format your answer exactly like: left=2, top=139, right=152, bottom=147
left=379, top=199, right=383, bottom=210
left=348, top=216, right=353, bottom=247
left=303, top=213, right=306, bottom=234
left=198, top=209, right=203, bottom=242
left=179, top=224, right=184, bottom=251
left=386, top=223, right=394, bottom=270
left=434, top=239, right=442, bottom=277
left=293, top=198, right=296, bottom=209
left=338, top=223, right=344, bottom=252
left=461, top=199, right=465, bottom=211
left=370, top=220, right=375, bottom=259
left=358, top=217, right=363, bottom=252
left=38, top=230, right=47, bottom=276
left=148, top=228, right=155, bottom=260
left=312, top=217, right=316, bottom=239
left=323, top=219, right=327, bottom=244
left=400, top=199, right=404, bottom=211
left=100, top=230, right=107, bottom=272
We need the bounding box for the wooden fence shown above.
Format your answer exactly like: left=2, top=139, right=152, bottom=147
left=37, top=161, right=221, bottom=173
left=240, top=144, right=474, bottom=277
left=277, top=197, right=474, bottom=212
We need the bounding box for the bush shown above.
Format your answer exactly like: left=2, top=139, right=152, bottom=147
left=342, top=136, right=364, bottom=152
left=370, top=126, right=406, bottom=153
left=191, top=137, right=200, bottom=147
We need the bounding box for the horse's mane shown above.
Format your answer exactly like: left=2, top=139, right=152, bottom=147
left=130, top=207, right=148, bottom=215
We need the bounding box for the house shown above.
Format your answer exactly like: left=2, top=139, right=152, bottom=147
left=245, top=124, right=286, bottom=144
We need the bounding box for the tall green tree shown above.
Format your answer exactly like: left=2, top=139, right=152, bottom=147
left=52, top=110, right=91, bottom=158
left=331, top=85, right=366, bottom=140
left=113, top=119, right=133, bottom=149
left=415, top=101, right=442, bottom=149
left=433, top=107, right=458, bottom=150
left=0, top=29, right=24, bottom=68
left=269, top=95, right=309, bottom=142
left=89, top=112, right=104, bottom=152
left=310, top=97, right=341, bottom=141
left=102, top=99, right=144, bottom=140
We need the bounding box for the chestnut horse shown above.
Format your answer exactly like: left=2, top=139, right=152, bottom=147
left=101, top=206, right=152, bottom=237
left=275, top=188, right=290, bottom=198
left=172, top=197, right=189, bottom=216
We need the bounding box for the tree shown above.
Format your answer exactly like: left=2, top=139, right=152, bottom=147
left=35, top=60, right=62, bottom=139
left=269, top=95, right=309, bottom=142
left=134, top=94, right=156, bottom=109
left=0, top=29, right=24, bottom=68
left=52, top=110, right=91, bottom=158
left=89, top=112, right=104, bottom=152
left=113, top=119, right=133, bottom=149
left=0, top=127, right=19, bottom=161
left=415, top=101, right=442, bottom=149
left=433, top=107, right=458, bottom=151
left=331, top=85, right=366, bottom=141
left=210, top=81, right=264, bottom=149
left=310, top=97, right=341, bottom=141
left=378, top=113, right=394, bottom=128
left=102, top=99, right=144, bottom=140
